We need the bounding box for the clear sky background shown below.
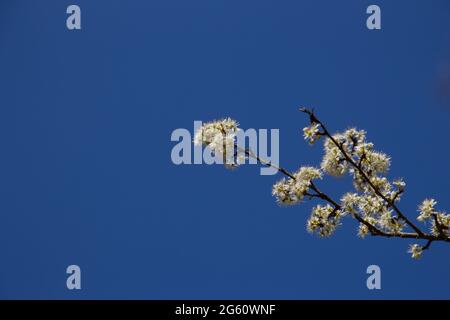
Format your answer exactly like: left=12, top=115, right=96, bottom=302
left=0, top=0, right=449, bottom=299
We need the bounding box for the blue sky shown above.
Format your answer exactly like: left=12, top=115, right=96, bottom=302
left=0, top=0, right=449, bottom=299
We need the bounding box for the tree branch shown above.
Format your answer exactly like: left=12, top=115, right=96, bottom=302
left=241, top=129, right=449, bottom=244
left=300, top=107, right=426, bottom=237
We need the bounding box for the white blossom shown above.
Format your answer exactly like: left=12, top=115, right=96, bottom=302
left=370, top=176, right=392, bottom=196
left=430, top=212, right=450, bottom=236
left=439, top=213, right=450, bottom=228
left=354, top=142, right=374, bottom=157
left=378, top=210, right=404, bottom=233
left=344, top=128, right=366, bottom=146
left=194, top=118, right=241, bottom=167
left=307, top=204, right=342, bottom=237
left=357, top=223, right=370, bottom=238
left=364, top=151, right=390, bottom=174
left=303, top=123, right=321, bottom=145
left=341, top=192, right=360, bottom=214
left=321, top=138, right=348, bottom=176
left=294, top=166, right=322, bottom=181
left=417, top=198, right=437, bottom=222
left=408, top=244, right=423, bottom=259
left=357, top=195, right=384, bottom=216
left=194, top=118, right=238, bottom=146
left=272, top=166, right=322, bottom=205
left=272, top=178, right=300, bottom=205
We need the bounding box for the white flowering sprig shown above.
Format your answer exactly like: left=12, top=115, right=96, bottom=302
left=193, top=118, right=244, bottom=168
left=194, top=110, right=450, bottom=259
left=299, top=107, right=449, bottom=258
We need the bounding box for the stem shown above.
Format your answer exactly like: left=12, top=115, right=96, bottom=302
left=243, top=148, right=296, bottom=180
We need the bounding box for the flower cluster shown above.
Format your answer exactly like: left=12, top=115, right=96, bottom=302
left=320, top=128, right=391, bottom=181
left=417, top=199, right=437, bottom=222
left=304, top=126, right=407, bottom=236
left=417, top=199, right=450, bottom=239
left=272, top=167, right=322, bottom=205
left=307, top=204, right=343, bottom=237
left=194, top=118, right=243, bottom=168
left=341, top=191, right=404, bottom=237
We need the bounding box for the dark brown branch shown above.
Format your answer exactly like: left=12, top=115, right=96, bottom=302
left=243, top=148, right=296, bottom=180
left=422, top=239, right=433, bottom=250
